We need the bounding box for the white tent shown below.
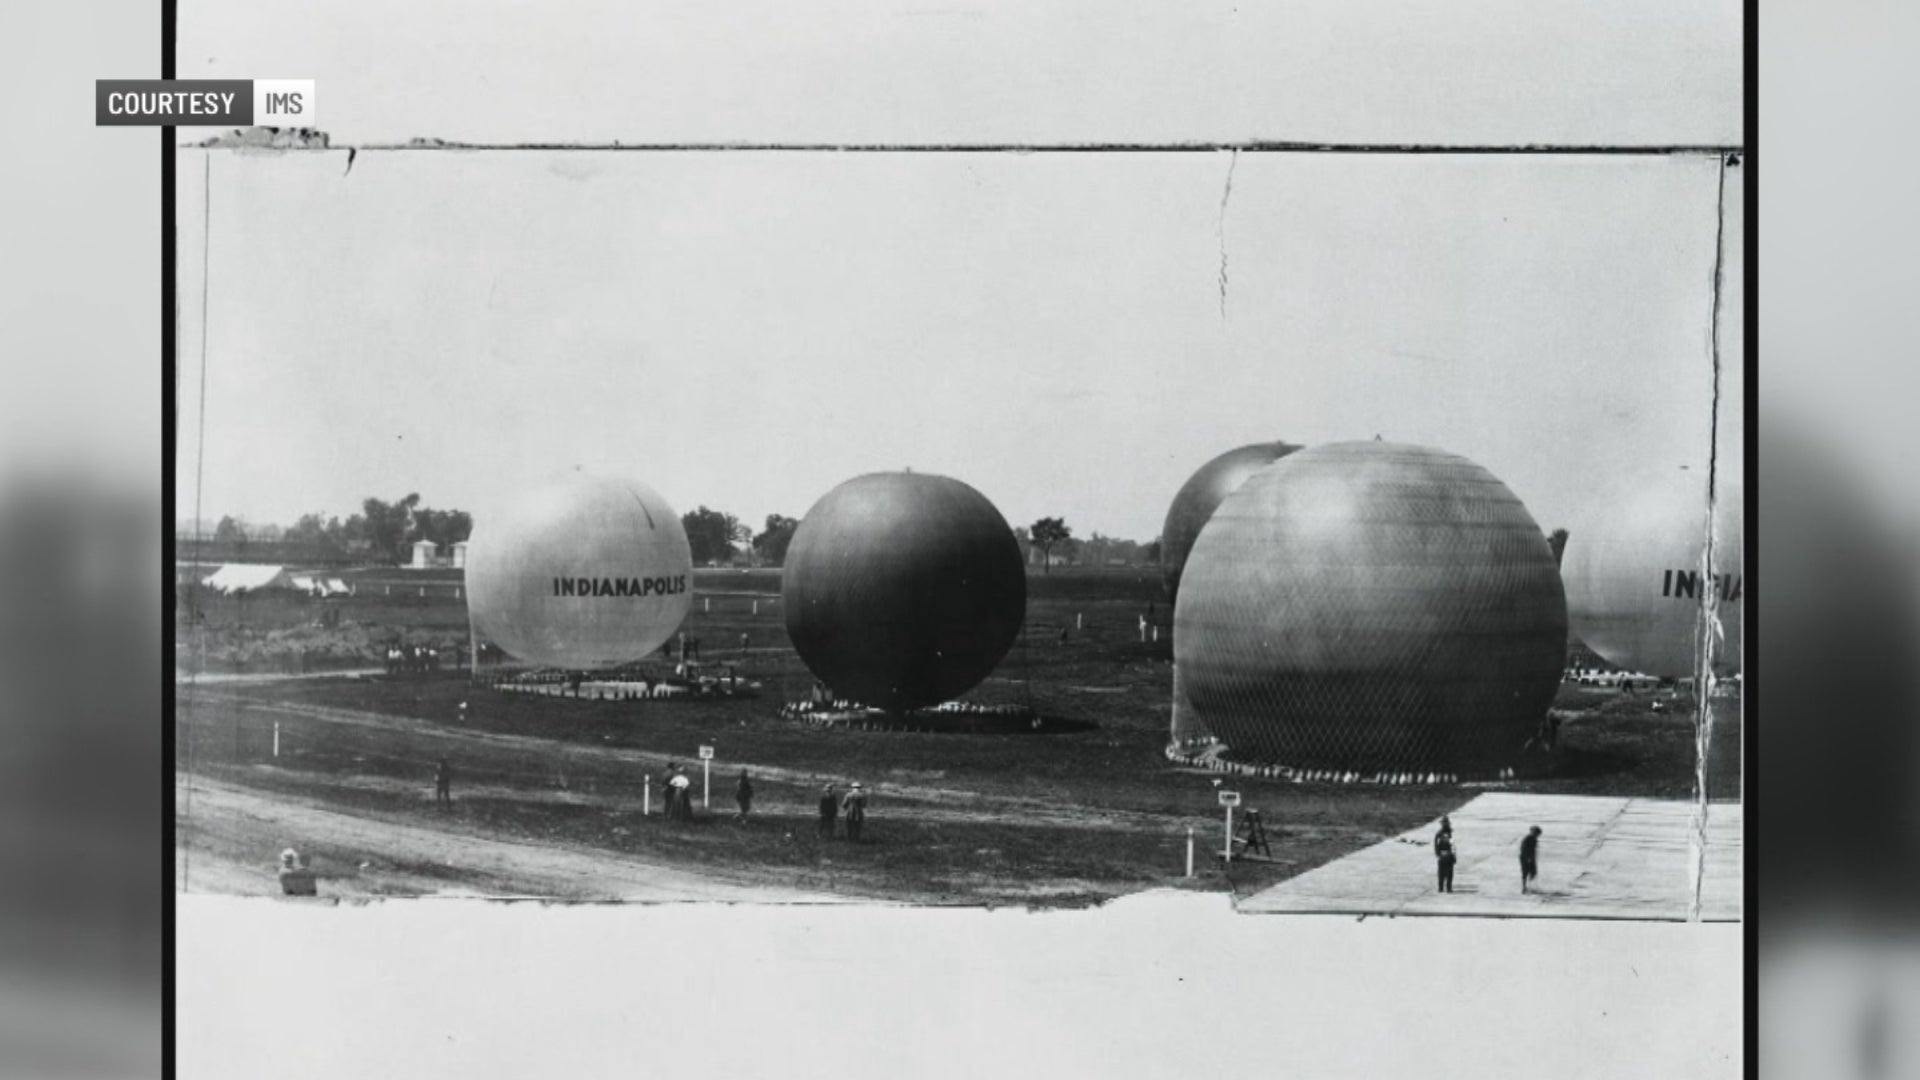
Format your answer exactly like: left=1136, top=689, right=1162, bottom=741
left=203, top=564, right=295, bottom=595
left=321, top=578, right=352, bottom=597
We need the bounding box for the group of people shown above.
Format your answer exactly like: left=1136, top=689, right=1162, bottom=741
left=661, top=762, right=697, bottom=820
left=1433, top=816, right=1544, bottom=894
left=817, top=782, right=870, bottom=842
left=384, top=644, right=442, bottom=675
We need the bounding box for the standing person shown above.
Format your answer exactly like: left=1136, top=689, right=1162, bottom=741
left=1435, top=825, right=1456, bottom=893
left=1519, top=825, right=1542, bottom=893
left=739, top=631, right=750, bottom=657
left=842, top=782, right=868, bottom=843
left=669, top=767, right=693, bottom=820
left=434, top=758, right=452, bottom=808
left=817, top=783, right=839, bottom=839
left=734, top=770, right=754, bottom=822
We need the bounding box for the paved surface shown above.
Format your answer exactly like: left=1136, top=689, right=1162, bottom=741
left=1237, top=792, right=1741, bottom=921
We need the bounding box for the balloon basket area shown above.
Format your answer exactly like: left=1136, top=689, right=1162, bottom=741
left=482, top=660, right=762, bottom=703
left=777, top=699, right=1086, bottom=735
left=1163, top=736, right=1551, bottom=786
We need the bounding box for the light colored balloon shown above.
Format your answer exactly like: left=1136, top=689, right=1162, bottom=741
left=466, top=473, right=693, bottom=669
left=1562, top=474, right=1743, bottom=679
left=1174, top=442, right=1567, bottom=774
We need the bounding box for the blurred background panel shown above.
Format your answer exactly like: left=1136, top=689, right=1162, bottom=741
left=1763, top=0, right=1920, bottom=1076
left=0, top=0, right=162, bottom=1077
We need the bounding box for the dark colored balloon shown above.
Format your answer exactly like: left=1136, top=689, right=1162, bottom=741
left=1174, top=442, right=1567, bottom=773
left=1161, top=442, right=1303, bottom=602
left=783, top=472, right=1026, bottom=712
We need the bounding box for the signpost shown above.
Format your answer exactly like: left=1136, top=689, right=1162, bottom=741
left=699, top=745, right=715, bottom=808
left=1218, top=790, right=1241, bottom=861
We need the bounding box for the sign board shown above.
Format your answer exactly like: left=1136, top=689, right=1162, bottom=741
left=698, top=745, right=715, bottom=760
left=1218, top=790, right=1241, bottom=808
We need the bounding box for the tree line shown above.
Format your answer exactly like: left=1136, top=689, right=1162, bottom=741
left=206, top=497, right=1568, bottom=574
left=209, top=493, right=472, bottom=566
left=205, top=497, right=1197, bottom=571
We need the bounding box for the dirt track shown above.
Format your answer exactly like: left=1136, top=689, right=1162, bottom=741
left=186, top=691, right=1182, bottom=827
left=177, top=776, right=866, bottom=904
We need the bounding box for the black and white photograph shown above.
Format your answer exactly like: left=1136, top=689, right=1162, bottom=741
left=163, top=2, right=1746, bottom=1075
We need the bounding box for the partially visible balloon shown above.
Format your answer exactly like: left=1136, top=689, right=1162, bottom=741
left=466, top=473, right=693, bottom=669
left=1161, top=442, right=1303, bottom=602
left=1175, top=442, right=1567, bottom=774
left=783, top=472, right=1025, bottom=712
left=1562, top=474, right=1743, bottom=680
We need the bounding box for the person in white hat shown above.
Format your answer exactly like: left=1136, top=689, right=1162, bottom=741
left=841, top=782, right=869, bottom=843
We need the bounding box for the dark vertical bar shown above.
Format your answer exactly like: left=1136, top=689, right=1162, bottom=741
left=160, top=0, right=179, bottom=1075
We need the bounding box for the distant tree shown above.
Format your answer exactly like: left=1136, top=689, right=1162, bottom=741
left=362, top=493, right=421, bottom=564
left=732, top=522, right=755, bottom=565
left=328, top=513, right=367, bottom=550
left=753, top=514, right=801, bottom=567
left=283, top=512, right=328, bottom=546
left=1144, top=539, right=1163, bottom=564
left=411, top=507, right=473, bottom=547
left=1029, top=517, right=1071, bottom=574
left=683, top=506, right=742, bottom=566
left=213, top=515, right=247, bottom=549
left=1548, top=527, right=1569, bottom=567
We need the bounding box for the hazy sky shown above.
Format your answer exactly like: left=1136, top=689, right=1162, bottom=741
left=177, top=149, right=1731, bottom=542
left=172, top=0, right=1742, bottom=543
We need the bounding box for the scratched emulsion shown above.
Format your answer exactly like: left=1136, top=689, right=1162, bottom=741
left=1216, top=148, right=1238, bottom=320
left=1691, top=153, right=1741, bottom=922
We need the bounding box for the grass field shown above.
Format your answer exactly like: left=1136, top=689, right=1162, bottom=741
left=174, top=567, right=1740, bottom=906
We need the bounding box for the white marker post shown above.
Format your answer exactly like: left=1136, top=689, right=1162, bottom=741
left=1185, top=826, right=1195, bottom=878
left=752, top=600, right=759, bottom=615
left=1219, top=790, right=1241, bottom=861
left=699, top=745, right=715, bottom=808
left=1077, top=613, right=1083, bottom=630
left=643, top=775, right=651, bottom=816
left=272, top=722, right=280, bottom=758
